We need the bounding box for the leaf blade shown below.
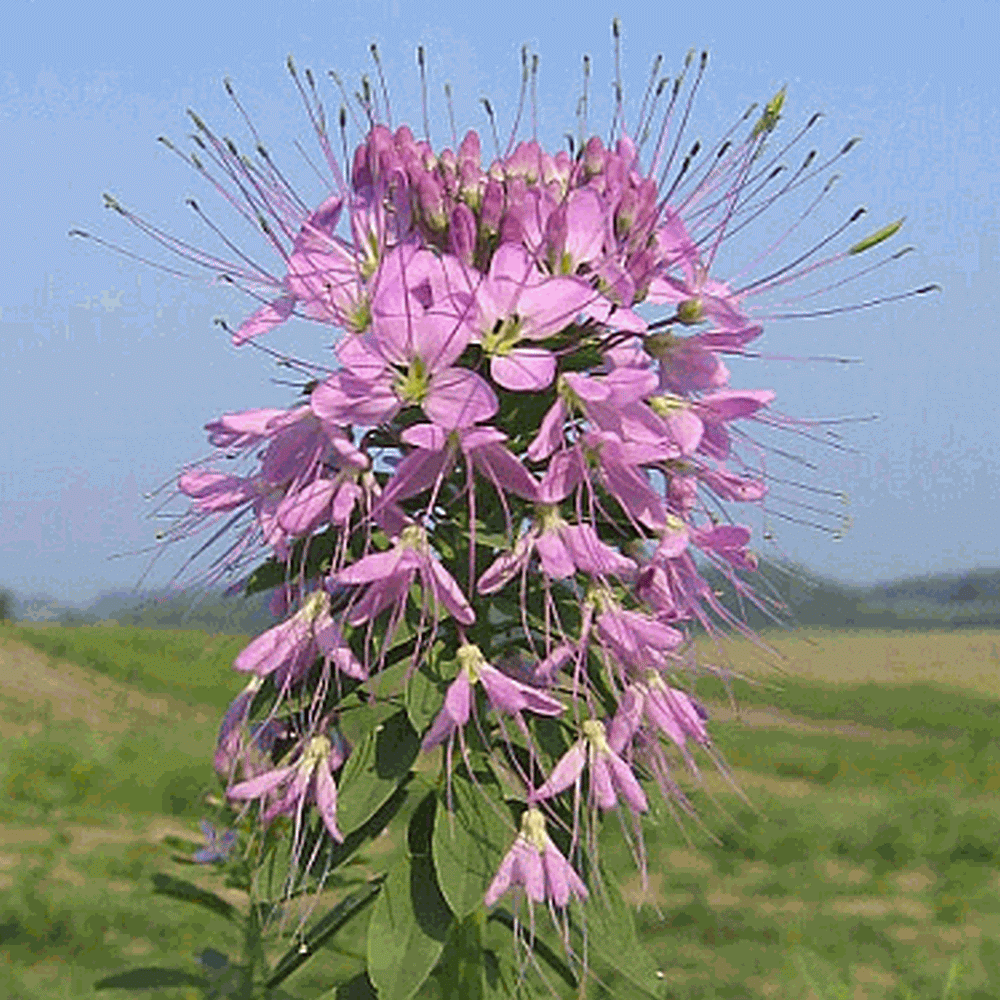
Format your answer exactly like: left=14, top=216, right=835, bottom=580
left=432, top=769, right=511, bottom=919
left=338, top=709, right=420, bottom=834
left=266, top=878, right=385, bottom=989
left=150, top=872, right=235, bottom=921
left=93, top=967, right=211, bottom=990
left=367, top=849, right=454, bottom=1000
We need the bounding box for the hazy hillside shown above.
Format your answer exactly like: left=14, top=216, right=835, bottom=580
left=707, top=561, right=1000, bottom=631
left=0, top=585, right=277, bottom=634
left=3, top=562, right=1000, bottom=632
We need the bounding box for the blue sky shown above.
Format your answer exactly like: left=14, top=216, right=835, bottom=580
left=2, top=0, right=998, bottom=603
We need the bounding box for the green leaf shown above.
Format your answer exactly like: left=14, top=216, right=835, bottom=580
left=431, top=914, right=491, bottom=1000
left=244, top=558, right=285, bottom=597
left=367, top=852, right=454, bottom=1000
left=409, top=790, right=438, bottom=856
left=407, top=663, right=447, bottom=736
left=848, top=217, right=904, bottom=255
left=150, top=872, right=235, bottom=921
left=338, top=709, right=420, bottom=834
left=486, top=910, right=578, bottom=993
left=94, top=967, right=211, bottom=990
left=433, top=770, right=511, bottom=919
left=325, top=971, right=379, bottom=999
left=579, top=871, right=663, bottom=999
left=326, top=780, right=411, bottom=871
left=265, top=879, right=385, bottom=989
left=245, top=528, right=338, bottom=596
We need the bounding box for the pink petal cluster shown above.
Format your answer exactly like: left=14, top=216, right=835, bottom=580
left=107, top=45, right=916, bottom=923
left=484, top=807, right=588, bottom=909
left=421, top=643, right=564, bottom=752
left=227, top=729, right=351, bottom=842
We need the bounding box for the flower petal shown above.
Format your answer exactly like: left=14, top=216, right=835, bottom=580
left=491, top=349, right=557, bottom=391
left=424, top=368, right=498, bottom=429
left=233, top=295, right=295, bottom=345
left=533, top=742, right=586, bottom=801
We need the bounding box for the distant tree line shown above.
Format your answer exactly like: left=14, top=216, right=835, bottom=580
left=701, top=560, right=1000, bottom=631
left=3, top=564, right=1000, bottom=633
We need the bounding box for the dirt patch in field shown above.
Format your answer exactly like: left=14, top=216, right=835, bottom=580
left=0, top=634, right=207, bottom=737
left=703, top=700, right=927, bottom=744
left=695, top=630, right=1000, bottom=698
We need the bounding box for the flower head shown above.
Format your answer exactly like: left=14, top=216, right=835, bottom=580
left=484, top=807, right=588, bottom=909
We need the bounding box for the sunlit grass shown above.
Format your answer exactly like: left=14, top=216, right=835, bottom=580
left=1, top=624, right=999, bottom=998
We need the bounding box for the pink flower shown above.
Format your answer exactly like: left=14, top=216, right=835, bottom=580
left=377, top=422, right=538, bottom=513
left=330, top=525, right=474, bottom=627
left=421, top=644, right=564, bottom=752
left=466, top=244, right=596, bottom=391
left=213, top=676, right=289, bottom=782
left=691, top=523, right=757, bottom=572
left=311, top=315, right=496, bottom=431
left=477, top=508, right=635, bottom=593
left=539, top=433, right=667, bottom=530
left=227, top=730, right=350, bottom=842
left=533, top=718, right=648, bottom=815
left=484, top=807, right=588, bottom=908
left=607, top=679, right=710, bottom=759
left=234, top=591, right=364, bottom=686
left=590, top=589, right=684, bottom=674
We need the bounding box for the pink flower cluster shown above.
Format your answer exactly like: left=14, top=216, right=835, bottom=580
left=104, top=50, right=913, bottom=919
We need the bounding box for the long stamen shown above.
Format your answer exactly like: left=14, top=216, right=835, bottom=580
left=758, top=283, right=940, bottom=320
left=734, top=205, right=868, bottom=294
left=443, top=82, right=458, bottom=147
left=417, top=46, right=431, bottom=142
left=505, top=45, right=531, bottom=157
left=634, top=53, right=664, bottom=146
left=369, top=42, right=393, bottom=127
left=481, top=97, right=501, bottom=158
left=609, top=17, right=624, bottom=143
left=658, top=50, right=708, bottom=191
left=531, top=53, right=540, bottom=141
left=647, top=60, right=688, bottom=178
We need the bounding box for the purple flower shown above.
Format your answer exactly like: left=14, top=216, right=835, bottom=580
left=376, top=422, right=538, bottom=514
left=463, top=243, right=596, bottom=391
left=227, top=731, right=351, bottom=842
left=330, top=525, right=474, bottom=627
left=477, top=507, right=635, bottom=593
left=192, top=820, right=237, bottom=864
left=608, top=678, right=710, bottom=759
left=421, top=644, right=564, bottom=752
left=484, top=807, right=588, bottom=908
left=533, top=718, right=648, bottom=815
left=234, top=590, right=364, bottom=687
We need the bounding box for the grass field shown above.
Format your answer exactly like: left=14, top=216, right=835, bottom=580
left=1, top=622, right=999, bottom=999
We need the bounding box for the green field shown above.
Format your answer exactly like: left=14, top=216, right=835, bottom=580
left=1, top=622, right=999, bottom=999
